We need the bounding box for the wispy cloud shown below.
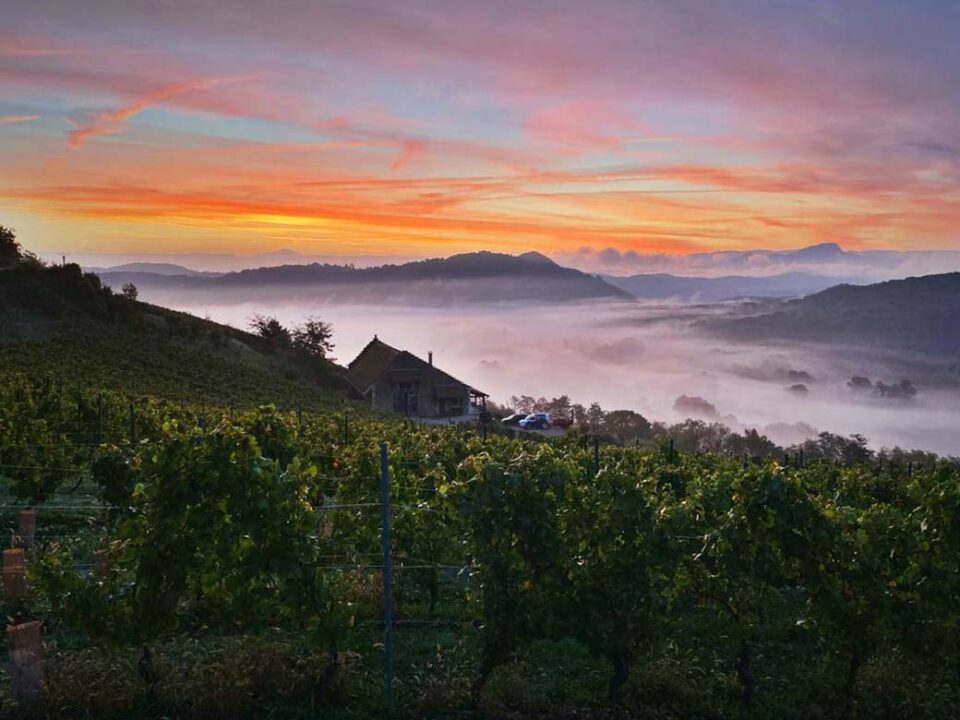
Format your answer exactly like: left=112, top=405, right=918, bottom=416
left=0, top=115, right=40, bottom=124
left=67, top=73, right=267, bottom=148
left=2, top=2, right=959, bottom=257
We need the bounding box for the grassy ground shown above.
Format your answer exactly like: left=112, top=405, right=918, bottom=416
left=0, top=260, right=352, bottom=412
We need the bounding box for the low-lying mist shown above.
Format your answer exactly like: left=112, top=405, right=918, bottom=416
left=156, top=295, right=960, bottom=456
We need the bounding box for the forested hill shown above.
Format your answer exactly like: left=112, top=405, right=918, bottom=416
left=706, top=272, right=960, bottom=356
left=95, top=250, right=631, bottom=305
left=0, top=247, right=349, bottom=409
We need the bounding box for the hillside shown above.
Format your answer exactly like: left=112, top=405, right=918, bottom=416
left=705, top=272, right=960, bottom=356
left=0, top=254, right=351, bottom=409
left=603, top=270, right=854, bottom=301
left=96, top=250, right=631, bottom=305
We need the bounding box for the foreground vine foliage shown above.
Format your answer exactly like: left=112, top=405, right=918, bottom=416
left=2, top=374, right=959, bottom=718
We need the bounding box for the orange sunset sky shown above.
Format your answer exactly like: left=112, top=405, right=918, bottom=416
left=2, top=1, right=959, bottom=268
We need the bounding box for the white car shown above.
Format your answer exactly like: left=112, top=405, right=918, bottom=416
left=519, top=412, right=551, bottom=429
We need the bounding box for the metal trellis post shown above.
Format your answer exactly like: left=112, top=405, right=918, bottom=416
left=379, top=442, right=394, bottom=704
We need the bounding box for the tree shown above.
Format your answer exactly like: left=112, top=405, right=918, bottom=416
left=797, top=431, right=873, bottom=464
left=543, top=395, right=572, bottom=418
left=721, top=428, right=779, bottom=459
left=602, top=409, right=653, bottom=445
left=664, top=419, right=729, bottom=453
left=848, top=376, right=872, bottom=391
left=292, top=317, right=335, bottom=359
left=0, top=226, right=22, bottom=265
left=248, top=314, right=291, bottom=350
left=586, top=402, right=605, bottom=430
left=874, top=378, right=917, bottom=400
left=570, top=403, right=588, bottom=426
left=509, top=395, right=538, bottom=414
left=121, top=282, right=139, bottom=301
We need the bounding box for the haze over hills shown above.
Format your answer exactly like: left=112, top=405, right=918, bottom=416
left=602, top=271, right=859, bottom=302
left=58, top=242, right=960, bottom=281
left=563, top=242, right=960, bottom=278
left=705, top=272, right=960, bottom=357
left=96, top=250, right=632, bottom=305
left=85, top=262, right=222, bottom=278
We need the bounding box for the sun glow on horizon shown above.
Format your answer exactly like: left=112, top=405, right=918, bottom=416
left=2, top=1, right=959, bottom=266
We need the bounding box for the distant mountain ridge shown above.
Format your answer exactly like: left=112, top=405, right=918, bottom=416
left=87, top=262, right=222, bottom=277
left=76, top=241, right=960, bottom=284
left=603, top=271, right=857, bottom=301
left=566, top=241, right=960, bottom=279
left=97, top=251, right=632, bottom=305
left=705, top=273, right=960, bottom=356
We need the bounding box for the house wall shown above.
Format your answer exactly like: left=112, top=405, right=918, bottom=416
left=368, top=358, right=471, bottom=418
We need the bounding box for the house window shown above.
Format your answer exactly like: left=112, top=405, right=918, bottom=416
left=438, top=397, right=465, bottom=416
left=393, top=382, right=418, bottom=414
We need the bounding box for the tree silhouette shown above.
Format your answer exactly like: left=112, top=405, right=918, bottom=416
left=0, top=226, right=22, bottom=265
left=292, top=317, right=335, bottom=359
left=248, top=314, right=292, bottom=350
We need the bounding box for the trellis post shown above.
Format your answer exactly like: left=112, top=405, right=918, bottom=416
left=379, top=442, right=394, bottom=704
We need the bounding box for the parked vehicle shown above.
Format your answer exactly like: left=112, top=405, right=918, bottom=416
left=501, top=413, right=528, bottom=426
left=553, top=417, right=574, bottom=429
left=519, top=412, right=551, bottom=430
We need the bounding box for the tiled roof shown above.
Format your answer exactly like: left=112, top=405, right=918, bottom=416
left=345, top=336, right=487, bottom=396
left=345, top=337, right=400, bottom=393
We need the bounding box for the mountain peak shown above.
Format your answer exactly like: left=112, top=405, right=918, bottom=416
left=518, top=251, right=557, bottom=266
left=781, top=242, right=845, bottom=260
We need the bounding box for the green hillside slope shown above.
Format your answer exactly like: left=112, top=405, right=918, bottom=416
left=0, top=237, right=350, bottom=410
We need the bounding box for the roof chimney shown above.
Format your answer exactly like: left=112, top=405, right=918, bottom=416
left=428, top=351, right=433, bottom=367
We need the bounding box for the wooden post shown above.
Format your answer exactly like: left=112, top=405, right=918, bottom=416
left=18, top=510, right=36, bottom=550
left=594, top=437, right=600, bottom=476
left=3, top=549, right=27, bottom=604
left=7, top=621, right=43, bottom=704
left=344, top=410, right=350, bottom=444
left=379, top=442, right=394, bottom=704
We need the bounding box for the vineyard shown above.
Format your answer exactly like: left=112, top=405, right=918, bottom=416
left=1, top=374, right=960, bottom=719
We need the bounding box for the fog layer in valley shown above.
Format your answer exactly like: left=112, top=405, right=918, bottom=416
left=157, top=295, right=960, bottom=455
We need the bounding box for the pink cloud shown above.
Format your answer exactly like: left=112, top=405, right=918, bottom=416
left=67, top=73, right=268, bottom=148
left=525, top=100, right=645, bottom=151
left=0, top=115, right=40, bottom=124
left=390, top=139, right=425, bottom=170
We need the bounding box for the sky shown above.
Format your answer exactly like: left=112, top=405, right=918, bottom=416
left=2, top=0, right=960, bottom=266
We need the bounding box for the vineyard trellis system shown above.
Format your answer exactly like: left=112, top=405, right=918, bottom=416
left=1, top=374, right=960, bottom=716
